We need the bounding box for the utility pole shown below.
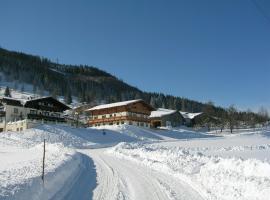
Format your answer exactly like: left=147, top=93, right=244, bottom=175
left=41, top=139, right=45, bottom=185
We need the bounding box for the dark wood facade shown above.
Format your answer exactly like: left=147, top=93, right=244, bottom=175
left=88, top=100, right=155, bottom=127
left=24, top=97, right=70, bottom=112
left=150, top=111, right=183, bottom=128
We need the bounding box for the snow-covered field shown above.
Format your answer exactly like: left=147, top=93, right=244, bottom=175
left=105, top=125, right=270, bottom=200
left=1, top=124, right=270, bottom=200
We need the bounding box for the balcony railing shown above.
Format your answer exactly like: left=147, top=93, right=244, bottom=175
left=27, top=114, right=66, bottom=122
left=90, top=115, right=150, bottom=124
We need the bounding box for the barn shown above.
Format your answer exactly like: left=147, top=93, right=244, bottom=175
left=150, top=108, right=183, bottom=128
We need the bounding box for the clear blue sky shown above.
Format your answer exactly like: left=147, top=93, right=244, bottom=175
left=0, top=0, right=270, bottom=111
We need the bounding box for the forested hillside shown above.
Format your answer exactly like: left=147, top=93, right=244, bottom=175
left=0, top=47, right=205, bottom=111
left=0, top=47, right=268, bottom=128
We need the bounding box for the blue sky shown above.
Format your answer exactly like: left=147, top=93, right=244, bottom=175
left=0, top=0, right=270, bottom=111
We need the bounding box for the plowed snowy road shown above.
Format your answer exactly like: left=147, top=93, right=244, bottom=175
left=80, top=149, right=204, bottom=200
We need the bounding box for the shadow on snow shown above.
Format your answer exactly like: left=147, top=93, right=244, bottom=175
left=51, top=153, right=97, bottom=200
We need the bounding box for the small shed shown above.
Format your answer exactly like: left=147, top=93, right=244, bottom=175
left=150, top=108, right=183, bottom=128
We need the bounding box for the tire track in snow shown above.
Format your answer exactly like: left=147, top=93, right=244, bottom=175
left=156, top=179, right=177, bottom=200
left=84, top=149, right=129, bottom=200
left=81, top=149, right=204, bottom=200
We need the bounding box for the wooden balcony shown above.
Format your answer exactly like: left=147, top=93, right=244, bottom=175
left=27, top=114, right=66, bottom=122
left=89, top=115, right=150, bottom=124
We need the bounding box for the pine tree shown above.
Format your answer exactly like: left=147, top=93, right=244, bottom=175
left=181, top=99, right=186, bottom=111
left=65, top=91, right=73, bottom=104
left=4, top=86, right=11, bottom=97
left=79, top=91, right=86, bottom=103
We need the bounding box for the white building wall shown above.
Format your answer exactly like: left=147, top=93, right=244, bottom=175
left=3, top=119, right=67, bottom=132
left=0, top=104, right=65, bottom=132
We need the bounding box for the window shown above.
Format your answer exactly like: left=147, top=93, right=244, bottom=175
left=14, top=108, right=18, bottom=114
left=117, top=122, right=119, bottom=125
left=121, top=121, right=124, bottom=124
left=129, top=121, right=132, bottom=125
left=140, top=122, right=144, bottom=126
left=109, top=122, right=113, bottom=125
left=16, top=128, right=19, bottom=131
left=43, top=112, right=49, bottom=116
left=51, top=113, right=60, bottom=118
left=20, top=127, right=23, bottom=131
left=110, top=114, right=113, bottom=117
left=102, top=115, right=106, bottom=119
left=114, top=114, right=116, bottom=117
left=30, top=110, right=37, bottom=114
left=94, top=116, right=98, bottom=120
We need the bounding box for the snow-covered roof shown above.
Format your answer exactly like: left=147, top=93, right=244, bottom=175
left=1, top=96, right=48, bottom=105
left=179, top=111, right=202, bottom=119
left=87, top=99, right=143, bottom=111
left=150, top=108, right=177, bottom=118
left=0, top=96, right=70, bottom=109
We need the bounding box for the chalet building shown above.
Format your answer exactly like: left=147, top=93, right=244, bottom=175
left=180, top=111, right=203, bottom=126
left=87, top=99, right=155, bottom=128
left=150, top=108, right=183, bottom=128
left=0, top=96, right=70, bottom=132
left=64, top=103, right=95, bottom=127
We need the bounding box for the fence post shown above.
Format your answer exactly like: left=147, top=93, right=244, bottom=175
left=41, top=139, right=45, bottom=185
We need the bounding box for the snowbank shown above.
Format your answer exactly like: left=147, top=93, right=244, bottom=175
left=95, top=124, right=212, bottom=141
left=96, top=124, right=163, bottom=141
left=0, top=143, right=82, bottom=200
left=0, top=125, right=136, bottom=149
left=1, top=124, right=193, bottom=149
left=108, top=143, right=270, bottom=200
left=0, top=124, right=212, bottom=149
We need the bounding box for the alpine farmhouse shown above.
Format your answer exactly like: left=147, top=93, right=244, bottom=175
left=87, top=99, right=155, bottom=128
left=0, top=96, right=70, bottom=132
